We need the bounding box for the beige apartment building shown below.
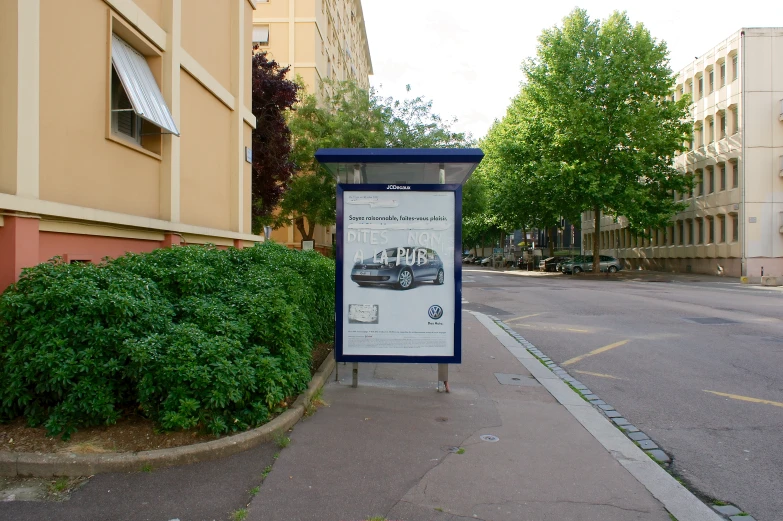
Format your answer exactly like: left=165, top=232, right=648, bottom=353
left=581, top=28, right=783, bottom=279
left=252, top=0, right=372, bottom=251
left=0, top=0, right=262, bottom=291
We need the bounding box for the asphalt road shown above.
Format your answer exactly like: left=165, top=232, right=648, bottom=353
left=462, top=267, right=783, bottom=521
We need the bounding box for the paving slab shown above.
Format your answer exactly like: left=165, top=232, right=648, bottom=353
left=248, top=312, right=672, bottom=521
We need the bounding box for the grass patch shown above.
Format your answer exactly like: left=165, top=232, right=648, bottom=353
left=250, top=486, right=260, bottom=496
left=435, top=507, right=444, bottom=512
left=49, top=477, right=69, bottom=493
left=140, top=463, right=153, bottom=473
left=365, top=517, right=387, bottom=521
left=456, top=447, right=465, bottom=455
left=262, top=465, right=273, bottom=480
left=274, top=433, right=291, bottom=449
left=668, top=514, right=678, bottom=521
left=231, top=508, right=248, bottom=521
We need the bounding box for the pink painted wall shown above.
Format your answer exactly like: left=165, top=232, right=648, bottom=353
left=38, top=231, right=160, bottom=264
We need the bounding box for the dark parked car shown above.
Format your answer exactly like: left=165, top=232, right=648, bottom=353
left=539, top=256, right=569, bottom=272
left=351, top=247, right=445, bottom=290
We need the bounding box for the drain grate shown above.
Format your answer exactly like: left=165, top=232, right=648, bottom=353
left=683, top=317, right=738, bottom=325
left=480, top=434, right=500, bottom=442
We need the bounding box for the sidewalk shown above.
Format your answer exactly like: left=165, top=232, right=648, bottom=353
left=247, top=311, right=720, bottom=521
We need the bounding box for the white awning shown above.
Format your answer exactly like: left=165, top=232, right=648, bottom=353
left=111, top=34, right=179, bottom=136
left=252, top=25, right=269, bottom=45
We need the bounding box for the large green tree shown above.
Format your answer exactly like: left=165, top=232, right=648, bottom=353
left=278, top=80, right=472, bottom=241
left=521, top=9, right=693, bottom=271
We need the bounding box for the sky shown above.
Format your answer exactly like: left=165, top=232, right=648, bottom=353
left=361, top=0, right=776, bottom=142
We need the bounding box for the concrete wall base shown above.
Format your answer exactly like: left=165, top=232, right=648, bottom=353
left=622, top=257, right=741, bottom=277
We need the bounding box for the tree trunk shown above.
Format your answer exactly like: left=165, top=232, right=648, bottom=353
left=295, top=217, right=314, bottom=242
left=549, top=226, right=557, bottom=257
left=593, top=205, right=601, bottom=272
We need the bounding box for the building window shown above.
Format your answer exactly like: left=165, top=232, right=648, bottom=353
left=708, top=217, right=715, bottom=244
left=708, top=118, right=714, bottom=143
left=707, top=167, right=714, bottom=194
left=697, top=218, right=704, bottom=244
left=252, top=25, right=270, bottom=46
left=718, top=215, right=726, bottom=243
left=708, top=69, right=714, bottom=93
left=732, top=54, right=738, bottom=81
left=697, top=76, right=703, bottom=99
left=731, top=214, right=739, bottom=242
left=719, top=111, right=726, bottom=139
left=111, top=68, right=141, bottom=144
left=731, top=161, right=738, bottom=188
left=688, top=220, right=694, bottom=245
left=678, top=85, right=684, bottom=99
left=720, top=61, right=726, bottom=87
left=732, top=108, right=739, bottom=135
left=719, top=164, right=726, bottom=191
left=109, top=33, right=178, bottom=153
left=678, top=221, right=684, bottom=245
left=696, top=169, right=704, bottom=196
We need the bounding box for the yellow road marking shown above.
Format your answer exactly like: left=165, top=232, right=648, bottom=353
left=562, top=340, right=630, bottom=367
left=704, top=390, right=783, bottom=408
left=506, top=313, right=543, bottom=324
left=574, top=370, right=626, bottom=380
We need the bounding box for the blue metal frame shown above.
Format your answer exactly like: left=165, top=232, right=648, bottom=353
left=316, top=148, right=484, bottom=164
left=336, top=184, right=463, bottom=364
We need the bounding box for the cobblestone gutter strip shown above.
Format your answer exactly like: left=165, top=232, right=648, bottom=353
left=471, top=312, right=726, bottom=521
left=0, top=353, right=336, bottom=478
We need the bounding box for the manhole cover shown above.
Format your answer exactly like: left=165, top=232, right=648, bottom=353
left=480, top=435, right=500, bottom=442
left=494, top=373, right=540, bottom=387
left=683, top=317, right=738, bottom=325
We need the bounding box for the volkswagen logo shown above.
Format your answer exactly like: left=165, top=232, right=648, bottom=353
left=428, top=305, right=444, bottom=320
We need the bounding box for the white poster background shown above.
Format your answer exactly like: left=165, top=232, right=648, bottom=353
left=342, top=190, right=455, bottom=357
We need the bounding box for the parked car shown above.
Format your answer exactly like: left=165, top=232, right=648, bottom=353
left=472, top=256, right=486, bottom=265
left=351, top=247, right=445, bottom=290
left=561, top=255, right=622, bottom=274
left=462, top=254, right=475, bottom=263
left=539, top=256, right=570, bottom=272
left=481, top=254, right=513, bottom=267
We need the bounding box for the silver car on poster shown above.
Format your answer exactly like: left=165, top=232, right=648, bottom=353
left=351, top=247, right=445, bottom=290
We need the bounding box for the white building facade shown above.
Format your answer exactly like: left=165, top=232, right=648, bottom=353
left=581, top=28, right=783, bottom=279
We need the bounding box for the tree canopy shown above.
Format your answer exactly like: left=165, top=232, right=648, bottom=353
left=277, top=80, right=473, bottom=240
left=472, top=9, right=693, bottom=268
left=521, top=9, right=693, bottom=269
left=249, top=50, right=300, bottom=233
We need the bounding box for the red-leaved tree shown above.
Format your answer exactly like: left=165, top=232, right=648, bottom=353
left=250, top=48, right=300, bottom=233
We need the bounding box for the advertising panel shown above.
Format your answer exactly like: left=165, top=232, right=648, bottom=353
left=336, top=184, right=462, bottom=363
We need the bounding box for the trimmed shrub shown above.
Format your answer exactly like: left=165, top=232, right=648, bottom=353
left=0, top=242, right=335, bottom=438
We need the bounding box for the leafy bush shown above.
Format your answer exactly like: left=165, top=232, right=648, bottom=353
left=0, top=242, right=334, bottom=438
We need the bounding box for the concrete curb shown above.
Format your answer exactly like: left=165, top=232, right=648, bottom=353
left=471, top=312, right=723, bottom=521
left=0, top=353, right=336, bottom=478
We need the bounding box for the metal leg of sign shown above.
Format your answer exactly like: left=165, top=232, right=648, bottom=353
left=438, top=363, right=449, bottom=393
left=352, top=362, right=359, bottom=388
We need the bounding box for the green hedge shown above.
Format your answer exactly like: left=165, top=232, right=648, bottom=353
left=0, top=242, right=335, bottom=439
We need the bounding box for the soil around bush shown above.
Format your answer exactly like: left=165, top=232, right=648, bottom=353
left=0, top=344, right=333, bottom=455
